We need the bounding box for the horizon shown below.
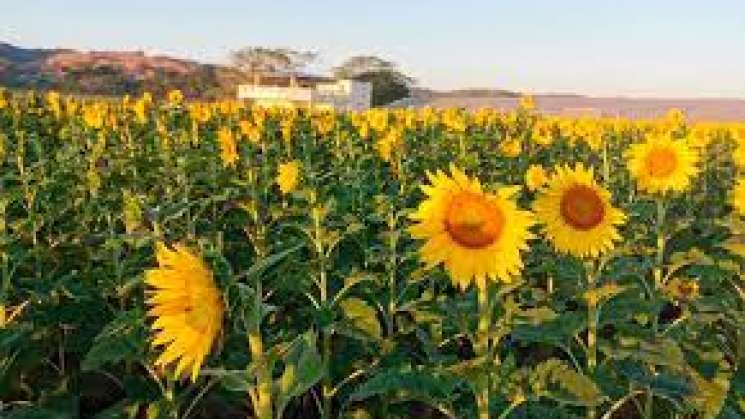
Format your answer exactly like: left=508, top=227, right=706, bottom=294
left=3, top=0, right=745, bottom=99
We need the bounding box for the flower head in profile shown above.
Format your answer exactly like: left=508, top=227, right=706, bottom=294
left=218, top=127, right=238, bottom=167
left=146, top=243, right=223, bottom=381
left=533, top=164, right=625, bottom=259
left=409, top=165, right=534, bottom=290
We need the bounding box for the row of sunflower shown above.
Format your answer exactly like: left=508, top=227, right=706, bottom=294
left=1, top=88, right=745, bottom=418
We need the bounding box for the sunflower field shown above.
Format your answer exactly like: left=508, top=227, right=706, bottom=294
left=2, top=88, right=745, bottom=419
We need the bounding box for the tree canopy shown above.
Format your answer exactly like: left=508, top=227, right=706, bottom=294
left=230, top=47, right=317, bottom=75
left=333, top=55, right=414, bottom=106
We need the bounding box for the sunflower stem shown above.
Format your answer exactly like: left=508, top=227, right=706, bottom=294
left=387, top=211, right=398, bottom=338
left=585, top=259, right=598, bottom=419
left=475, top=285, right=491, bottom=419
left=311, top=197, right=334, bottom=419
left=458, top=134, right=466, bottom=163
left=164, top=378, right=178, bottom=419
left=248, top=331, right=272, bottom=419
left=322, top=328, right=332, bottom=419
left=654, top=198, right=666, bottom=288
left=602, top=137, right=610, bottom=186
left=248, top=239, right=272, bottom=418
left=646, top=197, right=666, bottom=419
left=0, top=196, right=8, bottom=328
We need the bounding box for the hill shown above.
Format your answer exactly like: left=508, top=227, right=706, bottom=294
left=0, top=42, right=245, bottom=98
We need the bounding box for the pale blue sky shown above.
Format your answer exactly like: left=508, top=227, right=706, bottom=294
left=3, top=1, right=745, bottom=97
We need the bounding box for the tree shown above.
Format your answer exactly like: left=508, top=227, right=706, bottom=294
left=332, top=56, right=395, bottom=79
left=333, top=55, right=414, bottom=106
left=230, top=47, right=317, bottom=76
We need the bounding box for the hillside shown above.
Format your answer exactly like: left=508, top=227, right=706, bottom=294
left=0, top=42, right=245, bottom=98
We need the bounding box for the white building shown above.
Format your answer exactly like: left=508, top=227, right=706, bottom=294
left=237, top=73, right=372, bottom=111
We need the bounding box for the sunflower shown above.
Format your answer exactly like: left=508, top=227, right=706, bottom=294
left=626, top=136, right=699, bottom=194
left=408, top=165, right=534, bottom=290
left=218, top=127, right=238, bottom=167
left=663, top=277, right=700, bottom=302
left=525, top=164, right=549, bottom=191
left=732, top=178, right=745, bottom=216
left=500, top=138, right=522, bottom=158
left=533, top=164, right=625, bottom=258
left=277, top=160, right=301, bottom=194
left=167, top=89, right=184, bottom=107
left=146, top=243, right=223, bottom=381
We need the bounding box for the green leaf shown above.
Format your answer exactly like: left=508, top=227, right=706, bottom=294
left=7, top=407, right=74, bottom=419
left=686, top=369, right=732, bottom=419
left=203, top=368, right=256, bottom=393
left=92, top=400, right=140, bottom=419
left=275, top=330, right=324, bottom=416
left=339, top=297, right=381, bottom=340
left=512, top=312, right=585, bottom=345
left=516, top=307, right=558, bottom=325
left=531, top=358, right=604, bottom=407
left=241, top=244, right=302, bottom=284
left=602, top=337, right=687, bottom=371
left=232, top=283, right=276, bottom=333
left=81, top=309, right=147, bottom=372
left=346, top=367, right=460, bottom=411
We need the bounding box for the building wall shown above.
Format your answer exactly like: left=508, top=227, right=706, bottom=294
left=237, top=79, right=372, bottom=111
left=237, top=85, right=312, bottom=102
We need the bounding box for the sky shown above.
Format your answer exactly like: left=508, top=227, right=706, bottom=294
left=3, top=0, right=745, bottom=98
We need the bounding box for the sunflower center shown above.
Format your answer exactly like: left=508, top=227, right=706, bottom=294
left=645, top=147, right=678, bottom=178
left=445, top=192, right=505, bottom=248
left=560, top=185, right=605, bottom=230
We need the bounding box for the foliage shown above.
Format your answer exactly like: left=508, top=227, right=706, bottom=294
left=333, top=55, right=413, bottom=106
left=0, top=88, right=744, bottom=418
left=230, top=47, right=317, bottom=76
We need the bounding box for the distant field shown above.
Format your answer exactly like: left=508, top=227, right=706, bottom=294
left=392, top=95, right=745, bottom=121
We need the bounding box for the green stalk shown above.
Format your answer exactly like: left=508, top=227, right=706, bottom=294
left=249, top=330, right=272, bottom=419
left=458, top=134, right=466, bottom=163
left=646, top=197, right=666, bottom=419
left=653, top=198, right=666, bottom=294
left=312, top=203, right=333, bottom=419
left=585, top=260, right=598, bottom=419
left=319, top=257, right=332, bottom=419
left=322, top=322, right=332, bottom=419
left=163, top=378, right=178, bottom=419
left=0, top=198, right=7, bottom=328
left=248, top=239, right=272, bottom=418
left=475, top=285, right=491, bottom=419
left=386, top=212, right=398, bottom=338
left=602, top=138, right=610, bottom=186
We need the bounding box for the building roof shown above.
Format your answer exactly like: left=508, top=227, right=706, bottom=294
left=249, top=71, right=335, bottom=87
